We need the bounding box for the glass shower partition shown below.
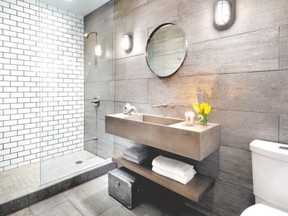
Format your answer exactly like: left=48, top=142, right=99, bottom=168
left=38, top=0, right=115, bottom=185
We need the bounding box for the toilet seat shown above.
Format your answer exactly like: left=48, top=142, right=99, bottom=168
left=241, top=204, right=288, bottom=216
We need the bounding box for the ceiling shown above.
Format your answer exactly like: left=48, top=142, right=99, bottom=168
left=41, top=0, right=110, bottom=16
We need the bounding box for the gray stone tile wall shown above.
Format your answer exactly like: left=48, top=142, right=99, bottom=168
left=84, top=0, right=288, bottom=215
left=84, top=1, right=115, bottom=159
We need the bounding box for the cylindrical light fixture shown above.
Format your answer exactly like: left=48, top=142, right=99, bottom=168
left=122, top=34, right=133, bottom=52
left=95, top=44, right=102, bottom=56
left=214, top=0, right=235, bottom=30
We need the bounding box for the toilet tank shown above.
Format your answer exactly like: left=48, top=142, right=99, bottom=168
left=250, top=140, right=288, bottom=212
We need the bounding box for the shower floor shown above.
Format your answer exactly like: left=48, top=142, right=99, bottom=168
left=0, top=150, right=105, bottom=205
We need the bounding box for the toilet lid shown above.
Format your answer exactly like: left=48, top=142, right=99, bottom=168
left=241, top=204, right=288, bottom=216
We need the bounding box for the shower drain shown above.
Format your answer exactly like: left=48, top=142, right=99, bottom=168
left=75, top=160, right=83, bottom=164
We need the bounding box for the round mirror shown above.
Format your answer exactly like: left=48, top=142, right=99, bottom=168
left=146, top=23, right=187, bottom=77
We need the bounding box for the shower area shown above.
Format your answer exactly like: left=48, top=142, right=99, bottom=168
left=0, top=0, right=115, bottom=209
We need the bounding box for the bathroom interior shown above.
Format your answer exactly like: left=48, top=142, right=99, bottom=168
left=0, top=0, right=288, bottom=215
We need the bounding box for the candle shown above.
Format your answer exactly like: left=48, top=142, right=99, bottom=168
left=185, top=111, right=195, bottom=126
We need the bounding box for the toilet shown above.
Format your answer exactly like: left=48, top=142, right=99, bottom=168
left=241, top=140, right=288, bottom=216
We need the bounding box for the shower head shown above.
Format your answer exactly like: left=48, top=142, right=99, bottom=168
left=84, top=32, right=102, bottom=56
left=84, top=32, right=97, bottom=39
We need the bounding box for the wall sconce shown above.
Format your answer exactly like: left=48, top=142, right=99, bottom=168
left=84, top=32, right=102, bottom=57
left=122, top=34, right=133, bottom=52
left=94, top=44, right=102, bottom=56
left=214, top=0, right=235, bottom=30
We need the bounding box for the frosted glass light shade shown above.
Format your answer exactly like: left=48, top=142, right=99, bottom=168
left=214, top=0, right=235, bottom=30
left=122, top=34, right=132, bottom=52
left=95, top=44, right=102, bottom=56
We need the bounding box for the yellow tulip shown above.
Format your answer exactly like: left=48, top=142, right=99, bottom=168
left=204, top=104, right=211, bottom=115
left=199, top=103, right=205, bottom=111
left=193, top=102, right=211, bottom=115
left=193, top=103, right=200, bottom=114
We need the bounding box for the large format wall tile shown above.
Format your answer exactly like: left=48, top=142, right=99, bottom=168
left=84, top=116, right=97, bottom=136
left=85, top=1, right=114, bottom=32
left=94, top=100, right=114, bottom=120
left=96, top=138, right=114, bottom=159
left=179, top=28, right=279, bottom=76
left=84, top=2, right=114, bottom=157
left=186, top=180, right=254, bottom=216
left=280, top=115, right=288, bottom=144
left=115, top=79, right=148, bottom=103
left=218, top=71, right=288, bottom=114
left=148, top=76, right=179, bottom=105
left=177, top=75, right=219, bottom=107
left=148, top=75, right=219, bottom=107
left=280, top=25, right=288, bottom=70
left=115, top=0, right=149, bottom=16
left=115, top=55, right=155, bottom=80
left=85, top=100, right=114, bottom=121
left=177, top=0, right=288, bottom=44
left=219, top=146, right=253, bottom=191
left=84, top=60, right=113, bottom=82
left=125, top=0, right=178, bottom=33
left=85, top=81, right=114, bottom=101
left=218, top=110, right=279, bottom=150
left=177, top=0, right=212, bottom=17
left=208, top=181, right=254, bottom=216
left=97, top=119, right=114, bottom=143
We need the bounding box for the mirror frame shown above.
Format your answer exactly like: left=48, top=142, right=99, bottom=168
left=145, top=23, right=188, bottom=78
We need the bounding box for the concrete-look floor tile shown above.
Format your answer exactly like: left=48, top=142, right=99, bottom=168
left=176, top=206, right=207, bottom=216
left=30, top=194, right=68, bottom=215
left=129, top=201, right=164, bottom=216
left=64, top=176, right=108, bottom=204
left=99, top=205, right=134, bottom=216
left=37, top=201, right=82, bottom=216
left=78, top=175, right=108, bottom=195
left=64, top=181, right=108, bottom=203
left=4, top=173, right=208, bottom=216
left=8, top=207, right=34, bottom=216
left=64, top=185, right=90, bottom=204
left=67, top=189, right=118, bottom=216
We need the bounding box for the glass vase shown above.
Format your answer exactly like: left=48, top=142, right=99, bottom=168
left=198, top=114, right=208, bottom=125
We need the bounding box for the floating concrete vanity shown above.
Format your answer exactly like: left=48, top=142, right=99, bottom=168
left=105, top=113, right=221, bottom=161
left=105, top=113, right=220, bottom=203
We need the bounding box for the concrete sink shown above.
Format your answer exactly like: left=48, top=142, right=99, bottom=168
left=105, top=113, right=220, bottom=161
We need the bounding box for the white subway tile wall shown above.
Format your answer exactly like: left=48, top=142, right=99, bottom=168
left=0, top=0, right=84, bottom=172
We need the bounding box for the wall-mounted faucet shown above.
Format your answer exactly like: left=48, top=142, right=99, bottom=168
left=151, top=104, right=168, bottom=108
left=91, top=96, right=100, bottom=108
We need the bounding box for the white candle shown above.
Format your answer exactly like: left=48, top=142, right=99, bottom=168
left=185, top=111, right=195, bottom=126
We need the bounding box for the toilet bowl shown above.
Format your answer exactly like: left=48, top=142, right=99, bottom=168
left=241, top=204, right=288, bottom=216
left=241, top=140, right=288, bottom=216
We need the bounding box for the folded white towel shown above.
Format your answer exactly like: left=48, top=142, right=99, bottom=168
left=153, top=163, right=196, bottom=179
left=152, top=155, right=194, bottom=178
left=152, top=166, right=196, bottom=184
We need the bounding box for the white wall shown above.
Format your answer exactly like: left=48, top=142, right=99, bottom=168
left=0, top=0, right=84, bottom=172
